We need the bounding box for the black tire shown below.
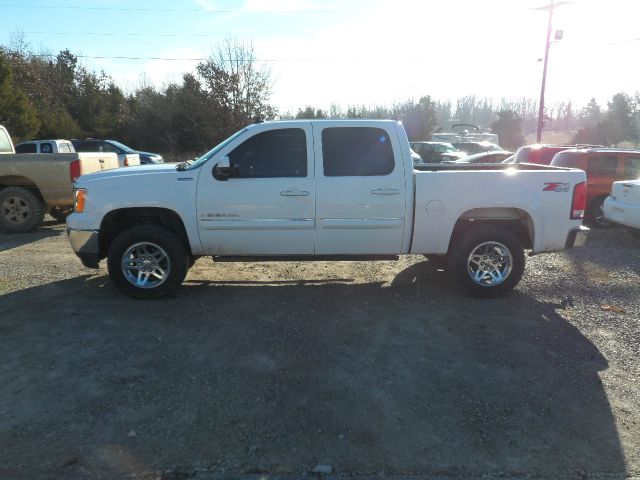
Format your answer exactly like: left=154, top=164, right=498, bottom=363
left=107, top=224, right=189, bottom=300
left=48, top=206, right=73, bottom=223
left=587, top=197, right=612, bottom=229
left=0, top=186, right=46, bottom=233
left=448, top=225, right=525, bottom=297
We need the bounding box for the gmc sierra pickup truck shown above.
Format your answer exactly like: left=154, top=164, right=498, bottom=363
left=67, top=120, right=588, bottom=299
left=0, top=125, right=119, bottom=231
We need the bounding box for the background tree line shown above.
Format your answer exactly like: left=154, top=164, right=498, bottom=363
left=1, top=38, right=639, bottom=157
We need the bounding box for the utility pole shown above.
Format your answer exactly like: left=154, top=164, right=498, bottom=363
left=535, top=0, right=570, bottom=143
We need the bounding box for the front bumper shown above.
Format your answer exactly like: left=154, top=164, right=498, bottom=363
left=67, top=228, right=100, bottom=268
left=565, top=225, right=589, bottom=249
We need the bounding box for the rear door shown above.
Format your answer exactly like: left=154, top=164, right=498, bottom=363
left=313, top=123, right=406, bottom=254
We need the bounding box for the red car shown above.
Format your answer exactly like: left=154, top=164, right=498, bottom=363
left=551, top=148, right=640, bottom=227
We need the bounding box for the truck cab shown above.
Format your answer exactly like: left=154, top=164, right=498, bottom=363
left=15, top=140, right=75, bottom=154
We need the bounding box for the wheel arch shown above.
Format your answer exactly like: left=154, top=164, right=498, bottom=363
left=447, top=207, right=535, bottom=253
left=0, top=176, right=44, bottom=201
left=99, top=207, right=191, bottom=259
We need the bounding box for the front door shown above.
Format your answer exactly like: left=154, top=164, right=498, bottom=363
left=196, top=125, right=315, bottom=255
left=313, top=123, right=407, bottom=255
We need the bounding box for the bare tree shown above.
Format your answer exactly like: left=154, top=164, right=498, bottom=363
left=196, top=37, right=275, bottom=132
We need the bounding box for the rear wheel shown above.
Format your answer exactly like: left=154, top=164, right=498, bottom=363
left=588, top=197, right=612, bottom=228
left=0, top=186, right=45, bottom=233
left=449, top=226, right=525, bottom=297
left=107, top=224, right=189, bottom=299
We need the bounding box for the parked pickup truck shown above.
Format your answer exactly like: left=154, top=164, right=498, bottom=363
left=0, top=125, right=120, bottom=232
left=66, top=120, right=588, bottom=299
left=603, top=179, right=640, bottom=235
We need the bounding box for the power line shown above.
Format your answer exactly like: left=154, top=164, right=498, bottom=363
left=20, top=53, right=424, bottom=63
left=0, top=3, right=351, bottom=13
left=1, top=30, right=222, bottom=38
left=607, top=36, right=640, bottom=45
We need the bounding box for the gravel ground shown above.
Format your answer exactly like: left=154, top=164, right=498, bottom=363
left=0, top=220, right=638, bottom=480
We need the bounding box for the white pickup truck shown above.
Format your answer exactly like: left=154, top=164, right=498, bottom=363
left=67, top=120, right=588, bottom=299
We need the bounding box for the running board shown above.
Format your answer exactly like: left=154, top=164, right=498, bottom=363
left=212, top=255, right=400, bottom=262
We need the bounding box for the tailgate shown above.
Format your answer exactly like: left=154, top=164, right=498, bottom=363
left=612, top=180, right=640, bottom=205
left=77, top=152, right=119, bottom=174
left=125, top=154, right=141, bottom=166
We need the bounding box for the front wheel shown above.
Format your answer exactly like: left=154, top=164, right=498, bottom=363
left=0, top=186, right=46, bottom=233
left=107, top=225, right=189, bottom=299
left=448, top=226, right=525, bottom=297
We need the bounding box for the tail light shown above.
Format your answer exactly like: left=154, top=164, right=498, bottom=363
left=74, top=188, right=87, bottom=213
left=70, top=159, right=81, bottom=183
left=124, top=156, right=129, bottom=167
left=571, top=181, right=586, bottom=220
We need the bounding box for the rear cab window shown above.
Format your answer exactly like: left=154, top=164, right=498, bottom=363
left=59, top=142, right=73, bottom=153
left=322, top=127, right=395, bottom=176
left=0, top=128, right=13, bottom=153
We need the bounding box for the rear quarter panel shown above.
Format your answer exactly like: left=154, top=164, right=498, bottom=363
left=410, top=168, right=586, bottom=254
left=0, top=153, right=77, bottom=205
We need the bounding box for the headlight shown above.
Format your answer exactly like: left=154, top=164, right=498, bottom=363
left=74, top=188, right=87, bottom=213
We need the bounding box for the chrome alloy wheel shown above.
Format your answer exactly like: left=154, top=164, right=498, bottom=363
left=466, top=241, right=513, bottom=287
left=121, top=242, right=171, bottom=289
left=1, top=196, right=30, bottom=224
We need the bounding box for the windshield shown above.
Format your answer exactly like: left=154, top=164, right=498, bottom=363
left=186, top=128, right=247, bottom=170
left=108, top=140, right=135, bottom=153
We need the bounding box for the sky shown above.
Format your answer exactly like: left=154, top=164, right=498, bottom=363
left=1, top=0, right=639, bottom=113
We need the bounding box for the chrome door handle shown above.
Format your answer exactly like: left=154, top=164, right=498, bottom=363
left=371, top=188, right=400, bottom=195
left=280, top=190, right=310, bottom=197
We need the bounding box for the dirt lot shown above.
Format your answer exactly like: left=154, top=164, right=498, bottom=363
left=0, top=220, right=639, bottom=479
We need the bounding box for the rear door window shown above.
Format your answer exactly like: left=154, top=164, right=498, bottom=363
left=15, top=143, right=37, bottom=153
left=322, top=127, right=395, bottom=176
left=624, top=157, right=640, bottom=178
left=39, top=142, right=53, bottom=153
left=587, top=155, right=618, bottom=175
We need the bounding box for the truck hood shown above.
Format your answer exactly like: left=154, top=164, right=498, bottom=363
left=77, top=163, right=180, bottom=184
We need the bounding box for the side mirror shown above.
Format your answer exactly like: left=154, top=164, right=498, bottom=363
left=213, top=155, right=234, bottom=181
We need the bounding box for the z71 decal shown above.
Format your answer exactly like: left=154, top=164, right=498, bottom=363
left=543, top=182, right=570, bottom=192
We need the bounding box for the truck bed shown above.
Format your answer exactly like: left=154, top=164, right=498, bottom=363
left=410, top=163, right=586, bottom=254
